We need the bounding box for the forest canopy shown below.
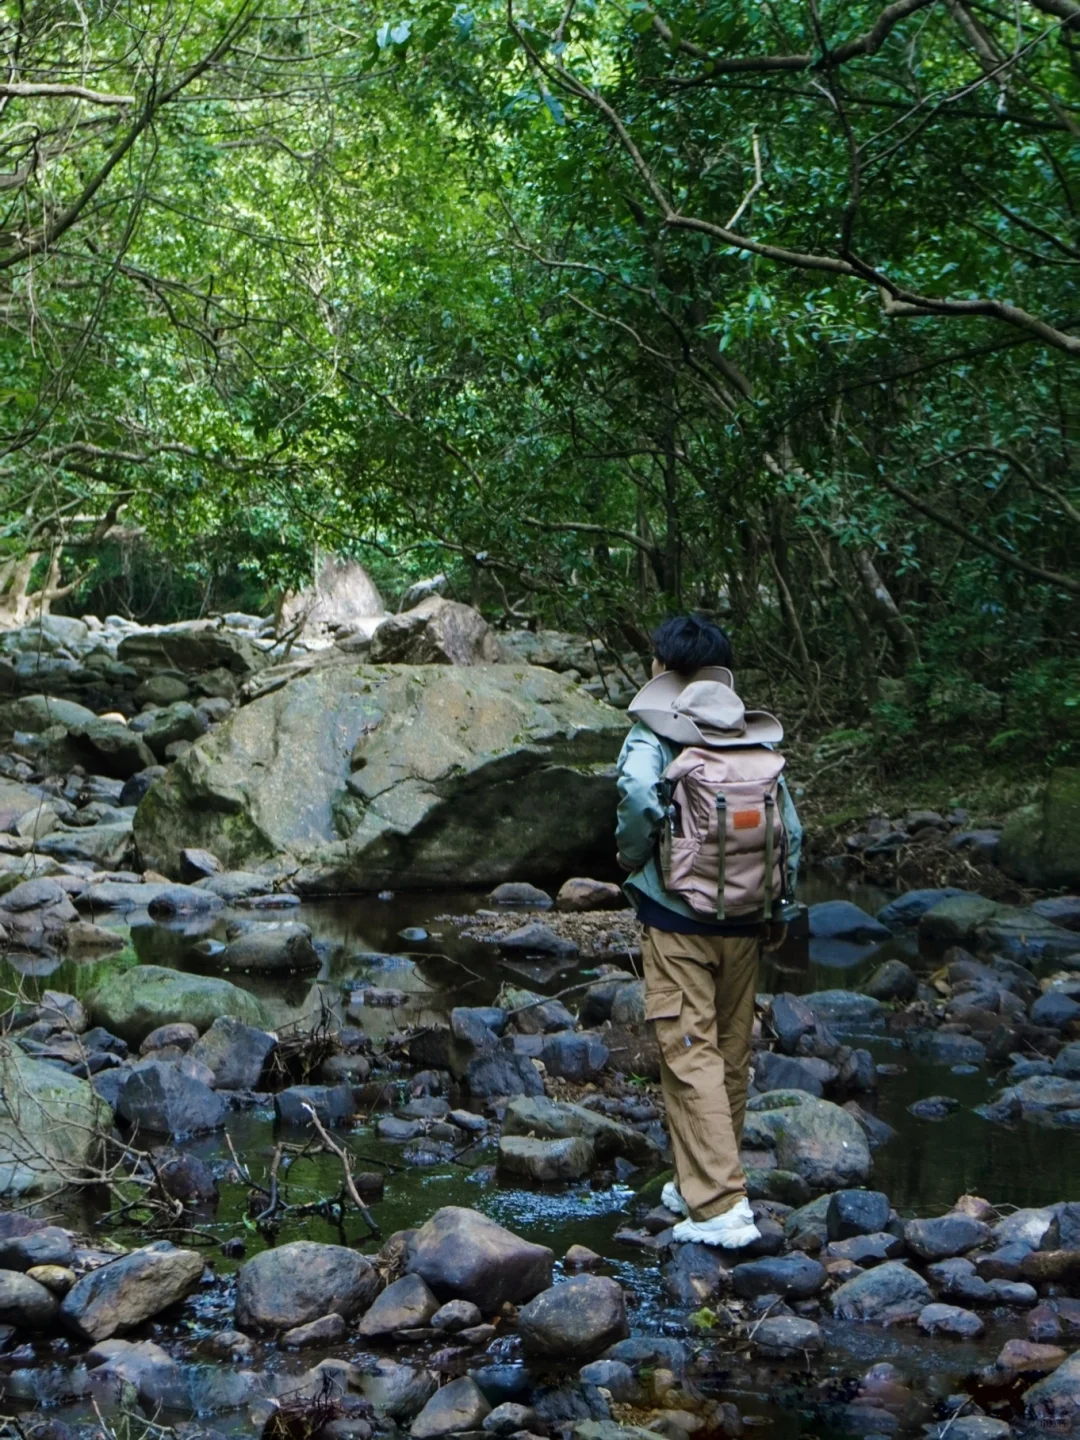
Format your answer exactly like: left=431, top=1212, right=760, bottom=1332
left=1, top=0, right=1078, bottom=761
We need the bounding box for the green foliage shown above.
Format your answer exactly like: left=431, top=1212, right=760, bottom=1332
left=0, top=0, right=1076, bottom=760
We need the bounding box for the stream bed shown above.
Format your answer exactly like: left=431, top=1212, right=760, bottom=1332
left=1, top=870, right=1077, bottom=1438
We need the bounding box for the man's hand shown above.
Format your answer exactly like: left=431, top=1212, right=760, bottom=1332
left=762, top=922, right=788, bottom=952
left=616, top=853, right=634, bottom=873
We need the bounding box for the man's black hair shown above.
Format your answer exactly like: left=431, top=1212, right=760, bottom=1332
left=652, top=613, right=733, bottom=675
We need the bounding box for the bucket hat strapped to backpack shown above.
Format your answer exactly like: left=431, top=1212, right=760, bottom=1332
left=628, top=667, right=788, bottom=921
left=628, top=669, right=784, bottom=748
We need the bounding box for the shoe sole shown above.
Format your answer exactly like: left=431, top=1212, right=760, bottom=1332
left=671, top=1223, right=760, bottom=1249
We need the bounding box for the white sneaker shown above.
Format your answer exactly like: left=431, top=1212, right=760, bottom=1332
left=661, top=1181, right=690, bottom=1218
left=672, top=1197, right=760, bottom=1249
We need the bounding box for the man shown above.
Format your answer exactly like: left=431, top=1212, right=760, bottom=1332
left=616, top=614, right=802, bottom=1248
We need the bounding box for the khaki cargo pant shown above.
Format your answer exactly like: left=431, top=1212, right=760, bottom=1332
left=643, top=926, right=760, bottom=1221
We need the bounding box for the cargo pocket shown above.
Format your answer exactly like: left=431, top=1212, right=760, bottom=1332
left=645, top=987, right=683, bottom=1023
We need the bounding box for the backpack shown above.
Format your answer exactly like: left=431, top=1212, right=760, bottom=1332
left=658, top=745, right=788, bottom=920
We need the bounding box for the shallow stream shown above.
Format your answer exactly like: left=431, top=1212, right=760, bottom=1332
left=1, top=871, right=1076, bottom=1434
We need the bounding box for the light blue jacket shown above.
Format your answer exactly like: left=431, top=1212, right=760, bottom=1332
left=615, top=721, right=802, bottom=921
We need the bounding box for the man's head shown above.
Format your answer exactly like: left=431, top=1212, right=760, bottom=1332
left=652, top=613, right=733, bottom=677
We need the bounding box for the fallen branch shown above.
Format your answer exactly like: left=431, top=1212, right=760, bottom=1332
left=301, top=1103, right=382, bottom=1238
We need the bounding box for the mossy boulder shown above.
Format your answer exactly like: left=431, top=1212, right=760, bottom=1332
left=133, top=662, right=626, bottom=890
left=0, top=1046, right=110, bottom=1196
left=1000, top=768, right=1080, bottom=889
left=86, top=964, right=269, bottom=1044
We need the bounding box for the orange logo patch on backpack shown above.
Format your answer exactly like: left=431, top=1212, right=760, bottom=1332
left=733, top=809, right=762, bottom=831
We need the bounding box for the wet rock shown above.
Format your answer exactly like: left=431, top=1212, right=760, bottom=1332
left=577, top=1359, right=639, bottom=1402
left=117, top=1061, right=225, bottom=1136
left=432, top=1299, right=483, bottom=1331
left=745, top=1168, right=811, bottom=1207
left=29, top=1264, right=75, bottom=1295
left=484, top=1402, right=539, bottom=1435
left=465, top=1052, right=544, bottom=1100
left=1031, top=993, right=1080, bottom=1029
left=662, top=1244, right=729, bottom=1306
left=358, top=1274, right=440, bottom=1337
left=541, top=1032, right=609, bottom=1082
left=517, top=1275, right=628, bottom=1358
left=61, top=1243, right=204, bottom=1340
left=753, top=1315, right=823, bottom=1355
left=1034, top=897, right=1080, bottom=932
left=0, top=1227, right=73, bottom=1271
left=144, top=883, right=224, bottom=918
left=827, top=1190, right=891, bottom=1240
left=996, top=1338, right=1066, bottom=1375
left=732, top=1254, right=826, bottom=1300
left=236, top=1241, right=378, bottom=1331
left=501, top=922, right=579, bottom=957
left=283, top=1312, right=346, bottom=1347
left=991, top=1279, right=1038, bottom=1306
left=927, top=1421, right=1012, bottom=1440
left=411, top=1375, right=491, bottom=1438
left=863, top=959, right=918, bottom=1003
left=219, top=922, right=319, bottom=973
left=139, top=1022, right=199, bottom=1055
left=565, top=1245, right=602, bottom=1270
left=914, top=1032, right=987, bottom=1065
left=905, top=1214, right=991, bottom=1261
left=976, top=1244, right=1031, bottom=1282
left=1023, top=1349, right=1080, bottom=1428
left=0, top=1270, right=60, bottom=1327
left=803, top=990, right=885, bottom=1029
left=876, top=889, right=967, bottom=931
left=274, top=1084, right=354, bottom=1127
left=769, top=994, right=817, bottom=1053
left=918, top=1303, right=984, bottom=1338
left=151, top=1149, right=218, bottom=1207
left=490, top=882, right=553, bottom=907
left=359, top=1358, right=438, bottom=1420
left=984, top=1074, right=1080, bottom=1127
left=831, top=1261, right=933, bottom=1323
left=610, top=981, right=646, bottom=1025
left=809, top=902, right=891, bottom=944
left=378, top=1117, right=423, bottom=1141
left=909, top=1095, right=960, bottom=1120
left=557, top=878, right=625, bottom=912
left=86, top=964, right=267, bottom=1045
left=188, top=1016, right=277, bottom=1089
left=503, top=1096, right=657, bottom=1164
left=744, top=1090, right=872, bottom=1188
left=178, top=847, right=221, bottom=882
left=498, top=1135, right=595, bottom=1182
left=928, top=1257, right=994, bottom=1305
left=1021, top=1250, right=1080, bottom=1287
left=405, top=1206, right=554, bottom=1310
left=843, top=1101, right=897, bottom=1149
left=754, top=1052, right=835, bottom=1097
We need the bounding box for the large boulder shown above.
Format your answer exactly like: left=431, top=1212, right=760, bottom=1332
left=744, top=1091, right=873, bottom=1189
left=118, top=620, right=265, bottom=677
left=60, top=1243, right=205, bottom=1341
left=235, top=1242, right=379, bottom=1331
left=368, top=596, right=500, bottom=666
left=278, top=555, right=385, bottom=641
left=516, top=1276, right=628, bottom=1358
left=1001, top=770, right=1080, bottom=889
left=0, top=1045, right=110, bottom=1196
left=134, top=662, right=626, bottom=888
left=86, top=964, right=268, bottom=1045
left=404, top=1206, right=553, bottom=1310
